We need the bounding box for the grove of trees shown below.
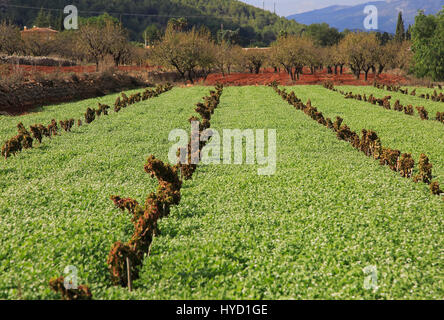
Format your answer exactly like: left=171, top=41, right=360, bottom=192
left=1, top=6, right=442, bottom=82
left=0, top=0, right=305, bottom=47
left=147, top=22, right=413, bottom=84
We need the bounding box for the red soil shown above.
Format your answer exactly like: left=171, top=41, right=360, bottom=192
left=2, top=64, right=407, bottom=86
left=203, top=68, right=407, bottom=86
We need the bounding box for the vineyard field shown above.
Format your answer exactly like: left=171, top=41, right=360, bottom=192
left=0, top=89, right=141, bottom=143
left=0, top=86, right=442, bottom=300
left=0, top=86, right=209, bottom=299
left=291, top=85, right=444, bottom=182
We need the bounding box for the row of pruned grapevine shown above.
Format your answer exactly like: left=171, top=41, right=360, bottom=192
left=46, top=85, right=173, bottom=300
left=1, top=119, right=74, bottom=159
left=323, top=81, right=444, bottom=124
left=1, top=85, right=173, bottom=161
left=84, top=85, right=224, bottom=294
left=374, top=82, right=444, bottom=103
left=270, top=81, right=443, bottom=199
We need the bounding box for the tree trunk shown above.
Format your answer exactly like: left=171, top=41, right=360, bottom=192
left=378, top=65, right=384, bottom=75
left=187, top=70, right=194, bottom=84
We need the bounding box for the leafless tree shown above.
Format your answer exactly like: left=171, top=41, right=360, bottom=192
left=0, top=21, right=22, bottom=55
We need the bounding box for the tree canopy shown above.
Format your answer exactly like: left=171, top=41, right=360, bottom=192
left=395, top=11, right=405, bottom=42
left=0, top=0, right=305, bottom=46
left=411, top=8, right=444, bottom=81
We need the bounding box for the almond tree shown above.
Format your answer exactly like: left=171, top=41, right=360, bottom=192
left=270, top=35, right=314, bottom=81
left=360, top=33, right=380, bottom=81
left=106, top=25, right=133, bottom=67
left=242, top=48, right=267, bottom=74
left=373, top=41, right=401, bottom=76
left=150, top=25, right=216, bottom=83
left=76, top=14, right=131, bottom=71
left=76, top=23, right=109, bottom=71
left=215, top=41, right=242, bottom=76
left=331, top=44, right=346, bottom=75
left=339, top=32, right=377, bottom=80
left=0, top=21, right=22, bottom=55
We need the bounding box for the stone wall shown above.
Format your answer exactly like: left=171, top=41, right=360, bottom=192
left=0, top=73, right=146, bottom=115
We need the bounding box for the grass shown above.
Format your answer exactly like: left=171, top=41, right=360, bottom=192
left=0, top=86, right=442, bottom=299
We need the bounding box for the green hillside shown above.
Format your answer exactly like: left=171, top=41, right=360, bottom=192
left=1, top=0, right=305, bottom=46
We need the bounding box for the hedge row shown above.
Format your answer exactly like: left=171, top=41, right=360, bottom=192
left=270, top=82, right=443, bottom=199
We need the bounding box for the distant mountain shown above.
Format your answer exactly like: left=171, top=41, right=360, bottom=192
left=288, top=0, right=444, bottom=33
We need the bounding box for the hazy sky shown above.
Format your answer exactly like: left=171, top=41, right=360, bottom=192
left=239, top=0, right=384, bottom=16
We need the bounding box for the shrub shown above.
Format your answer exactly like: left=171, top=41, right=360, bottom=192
left=30, top=125, right=43, bottom=144
left=59, top=119, right=75, bottom=132
left=49, top=276, right=92, bottom=300
left=96, top=104, right=110, bottom=116
left=85, top=108, right=96, bottom=124
left=48, top=119, right=58, bottom=136
left=108, top=156, right=182, bottom=287
left=414, top=154, right=433, bottom=184
left=416, top=106, right=429, bottom=120
left=107, top=85, right=221, bottom=288
left=393, top=100, right=403, bottom=112
left=430, top=181, right=443, bottom=195
left=398, top=153, right=415, bottom=178
left=404, top=105, right=414, bottom=115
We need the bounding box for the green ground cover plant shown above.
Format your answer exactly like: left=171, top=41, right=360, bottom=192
left=0, top=86, right=210, bottom=299
left=0, top=86, right=442, bottom=299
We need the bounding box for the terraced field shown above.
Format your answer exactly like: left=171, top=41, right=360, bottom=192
left=0, top=86, right=442, bottom=299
